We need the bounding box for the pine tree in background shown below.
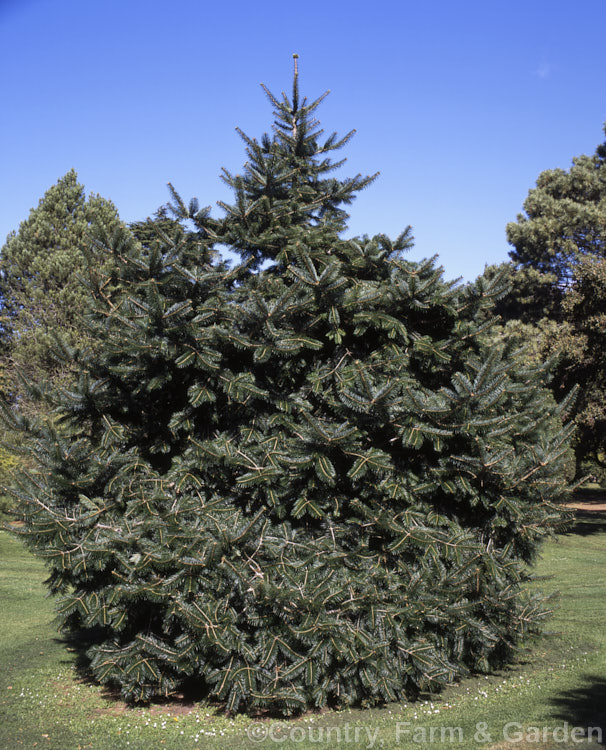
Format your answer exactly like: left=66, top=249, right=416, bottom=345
left=496, top=125, right=606, bottom=480
left=0, top=169, right=123, bottom=409
left=5, top=61, right=575, bottom=714
left=0, top=170, right=123, bottom=514
left=505, top=125, right=606, bottom=321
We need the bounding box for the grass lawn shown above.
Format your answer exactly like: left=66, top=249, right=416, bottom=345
left=1, top=514, right=605, bottom=750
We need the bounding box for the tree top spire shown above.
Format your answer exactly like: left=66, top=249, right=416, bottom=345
left=292, top=53, right=299, bottom=114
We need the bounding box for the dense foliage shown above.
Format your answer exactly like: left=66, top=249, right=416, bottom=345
left=6, top=67, right=574, bottom=714
left=0, top=169, right=122, bottom=408
left=505, top=126, right=606, bottom=319
left=501, top=125, right=606, bottom=479
left=0, top=171, right=124, bottom=512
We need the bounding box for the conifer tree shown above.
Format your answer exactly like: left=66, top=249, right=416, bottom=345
left=0, top=169, right=122, bottom=406
left=505, top=124, right=606, bottom=319
left=498, top=125, right=606, bottom=478
left=6, top=61, right=574, bottom=714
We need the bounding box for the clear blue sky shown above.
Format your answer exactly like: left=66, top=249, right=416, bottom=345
left=1, top=0, right=604, bottom=281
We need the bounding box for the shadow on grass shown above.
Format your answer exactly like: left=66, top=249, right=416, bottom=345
left=573, top=487, right=606, bottom=503
left=567, top=512, right=606, bottom=537
left=549, top=674, right=606, bottom=746
left=55, top=627, right=103, bottom=670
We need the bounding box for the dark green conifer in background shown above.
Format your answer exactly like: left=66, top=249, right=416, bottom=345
left=5, top=61, right=574, bottom=714
left=497, top=124, right=606, bottom=479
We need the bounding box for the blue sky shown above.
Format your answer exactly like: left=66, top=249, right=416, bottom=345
left=1, top=0, right=604, bottom=281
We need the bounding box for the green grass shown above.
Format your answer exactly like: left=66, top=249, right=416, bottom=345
left=1, top=515, right=605, bottom=750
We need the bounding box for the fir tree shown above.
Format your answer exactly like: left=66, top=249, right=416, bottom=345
left=5, top=61, right=574, bottom=714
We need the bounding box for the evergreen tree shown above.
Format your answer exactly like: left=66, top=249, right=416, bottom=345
left=0, top=171, right=123, bottom=512
left=499, top=125, right=606, bottom=478
left=5, top=63, right=574, bottom=714
left=0, top=169, right=123, bottom=406
left=505, top=125, right=606, bottom=321
left=558, top=254, right=606, bottom=478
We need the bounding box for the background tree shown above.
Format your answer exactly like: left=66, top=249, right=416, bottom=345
left=505, top=126, right=606, bottom=321
left=557, top=254, right=606, bottom=477
left=6, top=65, right=575, bottom=714
left=0, top=339, right=19, bottom=516
left=0, top=170, right=123, bottom=514
left=0, top=169, right=123, bottom=408
left=498, top=125, right=606, bottom=479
